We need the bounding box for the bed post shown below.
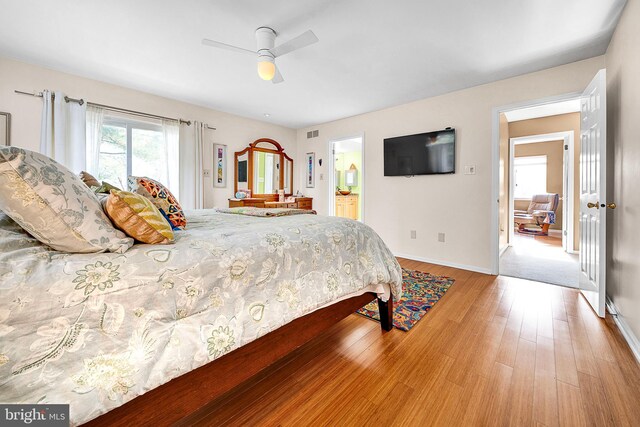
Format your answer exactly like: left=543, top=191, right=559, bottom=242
left=377, top=294, right=394, bottom=331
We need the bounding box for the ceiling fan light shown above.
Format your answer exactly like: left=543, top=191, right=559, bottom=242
left=257, top=61, right=276, bottom=81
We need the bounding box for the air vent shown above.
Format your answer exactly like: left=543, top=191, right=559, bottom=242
left=307, top=130, right=319, bottom=139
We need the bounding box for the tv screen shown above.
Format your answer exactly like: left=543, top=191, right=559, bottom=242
left=384, top=128, right=455, bottom=176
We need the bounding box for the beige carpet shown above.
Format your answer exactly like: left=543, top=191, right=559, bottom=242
left=499, top=235, right=579, bottom=287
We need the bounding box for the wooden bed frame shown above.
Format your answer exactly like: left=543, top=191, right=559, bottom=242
left=84, top=292, right=393, bottom=426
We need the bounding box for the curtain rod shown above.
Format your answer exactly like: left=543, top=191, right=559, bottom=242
left=14, top=90, right=216, bottom=130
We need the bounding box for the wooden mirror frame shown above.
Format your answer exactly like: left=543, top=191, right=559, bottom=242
left=234, top=138, right=294, bottom=197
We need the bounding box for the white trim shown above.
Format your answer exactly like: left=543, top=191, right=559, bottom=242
left=563, top=132, right=576, bottom=254
left=394, top=252, right=493, bottom=275
left=499, top=245, right=509, bottom=257
left=606, top=297, right=640, bottom=364
left=327, top=133, right=366, bottom=223
left=508, top=139, right=515, bottom=243
left=508, top=131, right=574, bottom=253
left=491, top=91, right=582, bottom=275
left=510, top=132, right=574, bottom=145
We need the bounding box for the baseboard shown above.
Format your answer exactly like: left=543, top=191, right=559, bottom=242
left=394, top=252, right=493, bottom=275
left=548, top=229, right=562, bottom=237
left=606, top=297, right=640, bottom=365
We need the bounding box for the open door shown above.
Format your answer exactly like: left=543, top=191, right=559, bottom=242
left=579, top=69, right=609, bottom=318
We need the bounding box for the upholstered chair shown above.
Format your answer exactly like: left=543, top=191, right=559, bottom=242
left=514, top=193, right=560, bottom=235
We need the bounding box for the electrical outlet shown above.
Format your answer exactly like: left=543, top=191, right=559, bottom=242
left=410, top=230, right=417, bottom=239
left=438, top=232, right=445, bottom=242
left=203, top=169, right=211, bottom=178
left=464, top=165, right=476, bottom=175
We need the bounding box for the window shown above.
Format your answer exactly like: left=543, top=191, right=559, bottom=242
left=94, top=113, right=179, bottom=198
left=514, top=155, right=547, bottom=199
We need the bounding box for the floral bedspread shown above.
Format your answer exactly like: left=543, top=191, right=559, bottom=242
left=0, top=209, right=401, bottom=425
left=216, top=206, right=317, bottom=217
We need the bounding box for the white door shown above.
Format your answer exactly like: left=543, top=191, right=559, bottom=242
left=579, top=69, right=607, bottom=318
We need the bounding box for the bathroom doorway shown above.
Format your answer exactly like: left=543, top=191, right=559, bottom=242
left=328, top=135, right=364, bottom=222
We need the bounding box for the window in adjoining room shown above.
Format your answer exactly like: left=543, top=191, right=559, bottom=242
left=91, top=111, right=179, bottom=198
left=514, top=155, right=547, bottom=199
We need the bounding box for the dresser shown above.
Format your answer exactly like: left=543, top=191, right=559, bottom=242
left=229, top=197, right=313, bottom=210
left=335, top=194, right=358, bottom=220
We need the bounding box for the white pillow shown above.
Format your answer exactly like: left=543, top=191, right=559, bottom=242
left=0, top=147, right=133, bottom=253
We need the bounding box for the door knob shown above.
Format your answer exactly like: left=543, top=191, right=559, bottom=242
left=606, top=203, right=617, bottom=210
left=587, top=202, right=599, bottom=209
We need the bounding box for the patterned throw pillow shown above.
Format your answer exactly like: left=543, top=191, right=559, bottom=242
left=93, top=181, right=120, bottom=194
left=0, top=147, right=133, bottom=253
left=79, top=171, right=100, bottom=187
left=128, top=176, right=186, bottom=230
left=105, top=189, right=174, bottom=244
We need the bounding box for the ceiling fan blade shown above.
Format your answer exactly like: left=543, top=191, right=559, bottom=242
left=272, top=65, right=284, bottom=84
left=202, top=38, right=255, bottom=55
left=270, top=30, right=318, bottom=58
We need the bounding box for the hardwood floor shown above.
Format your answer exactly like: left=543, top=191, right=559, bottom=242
left=188, top=258, right=640, bottom=426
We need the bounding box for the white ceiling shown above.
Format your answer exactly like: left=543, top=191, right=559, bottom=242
left=504, top=99, right=582, bottom=122
left=0, top=0, right=626, bottom=129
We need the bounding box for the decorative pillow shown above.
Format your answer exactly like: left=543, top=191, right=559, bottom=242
left=93, top=181, right=120, bottom=194
left=128, top=176, right=186, bottom=229
left=0, top=147, right=133, bottom=253
left=105, top=189, right=174, bottom=244
left=79, top=171, right=100, bottom=187
left=238, top=189, right=252, bottom=198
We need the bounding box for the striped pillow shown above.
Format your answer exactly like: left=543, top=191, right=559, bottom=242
left=105, top=189, right=174, bottom=244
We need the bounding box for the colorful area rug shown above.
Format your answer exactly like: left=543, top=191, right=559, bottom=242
left=356, top=268, right=455, bottom=331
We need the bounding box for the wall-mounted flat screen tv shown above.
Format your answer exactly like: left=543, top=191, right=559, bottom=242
left=383, top=128, right=455, bottom=176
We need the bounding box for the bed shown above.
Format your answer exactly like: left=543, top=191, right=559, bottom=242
left=0, top=208, right=401, bottom=426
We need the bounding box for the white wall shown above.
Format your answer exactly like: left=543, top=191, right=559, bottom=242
left=0, top=57, right=297, bottom=209
left=0, top=55, right=612, bottom=274
left=296, top=56, right=605, bottom=273
left=605, top=0, right=640, bottom=355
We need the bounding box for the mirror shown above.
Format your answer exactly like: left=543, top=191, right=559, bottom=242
left=253, top=151, right=281, bottom=194
left=345, top=168, right=358, bottom=187
left=0, top=112, right=10, bottom=146
left=284, top=158, right=292, bottom=194
left=234, top=138, right=293, bottom=197
left=236, top=152, right=249, bottom=191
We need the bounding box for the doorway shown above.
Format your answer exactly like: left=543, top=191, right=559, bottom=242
left=494, top=99, right=581, bottom=287
left=328, top=135, right=364, bottom=221
left=492, top=70, right=609, bottom=317
left=508, top=131, right=575, bottom=253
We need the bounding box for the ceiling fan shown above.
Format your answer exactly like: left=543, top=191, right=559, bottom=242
left=202, top=27, right=318, bottom=84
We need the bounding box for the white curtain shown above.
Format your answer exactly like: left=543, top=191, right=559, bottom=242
left=194, top=122, right=204, bottom=209
left=40, top=90, right=87, bottom=172
left=162, top=119, right=180, bottom=200
left=179, top=121, right=205, bottom=209
left=85, top=105, right=104, bottom=176
left=40, top=90, right=53, bottom=154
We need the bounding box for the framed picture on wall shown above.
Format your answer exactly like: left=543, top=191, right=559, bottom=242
left=306, top=152, right=315, bottom=188
left=213, top=143, right=227, bottom=188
